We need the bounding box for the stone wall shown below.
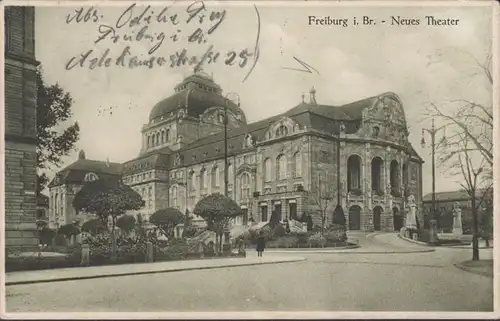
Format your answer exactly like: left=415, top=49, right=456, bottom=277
left=4, top=6, right=40, bottom=251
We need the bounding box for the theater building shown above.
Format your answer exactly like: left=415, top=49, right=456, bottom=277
left=49, top=71, right=423, bottom=231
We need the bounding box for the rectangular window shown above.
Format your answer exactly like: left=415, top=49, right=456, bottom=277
left=261, top=205, right=268, bottom=221
left=242, top=208, right=248, bottom=225
left=289, top=202, right=297, bottom=220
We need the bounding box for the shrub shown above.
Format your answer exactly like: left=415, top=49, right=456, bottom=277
left=5, top=254, right=79, bottom=272
left=308, top=233, right=326, bottom=248
left=156, top=239, right=189, bottom=261
left=269, top=235, right=298, bottom=248
left=273, top=224, right=286, bottom=238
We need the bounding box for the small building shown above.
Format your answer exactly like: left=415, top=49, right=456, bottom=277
left=423, top=189, right=492, bottom=233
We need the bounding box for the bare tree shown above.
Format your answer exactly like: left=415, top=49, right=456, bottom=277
left=425, top=51, right=493, bottom=167
left=308, top=173, right=334, bottom=235
left=445, top=133, right=492, bottom=261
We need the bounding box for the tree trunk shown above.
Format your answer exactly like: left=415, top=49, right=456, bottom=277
left=111, top=219, right=117, bottom=260
left=471, top=197, right=479, bottom=261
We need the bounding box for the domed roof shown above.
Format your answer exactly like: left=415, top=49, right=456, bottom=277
left=149, top=72, right=241, bottom=122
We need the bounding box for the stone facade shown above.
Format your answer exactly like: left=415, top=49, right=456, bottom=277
left=4, top=6, right=40, bottom=250
left=49, top=72, right=424, bottom=232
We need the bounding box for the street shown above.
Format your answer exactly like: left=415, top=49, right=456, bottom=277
left=5, top=233, right=493, bottom=312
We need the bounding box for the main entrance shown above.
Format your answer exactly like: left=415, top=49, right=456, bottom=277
left=393, top=207, right=403, bottom=231
left=348, top=205, right=361, bottom=230
left=373, top=206, right=383, bottom=231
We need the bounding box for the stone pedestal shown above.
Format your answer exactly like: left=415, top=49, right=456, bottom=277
left=405, top=195, right=417, bottom=229
left=81, top=244, right=90, bottom=266
left=452, top=202, right=463, bottom=236
left=145, top=241, right=154, bottom=262
left=428, top=220, right=439, bottom=245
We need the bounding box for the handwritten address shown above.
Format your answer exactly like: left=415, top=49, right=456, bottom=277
left=64, top=2, right=261, bottom=82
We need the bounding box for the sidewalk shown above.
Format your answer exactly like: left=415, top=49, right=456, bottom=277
left=5, top=255, right=305, bottom=286
left=455, top=259, right=494, bottom=278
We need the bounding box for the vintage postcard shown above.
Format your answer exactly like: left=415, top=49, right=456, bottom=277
left=1, top=0, right=498, bottom=319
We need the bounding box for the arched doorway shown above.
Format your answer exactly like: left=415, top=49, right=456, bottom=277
left=348, top=205, right=361, bottom=230
left=373, top=206, right=383, bottom=231
left=393, top=207, right=403, bottom=231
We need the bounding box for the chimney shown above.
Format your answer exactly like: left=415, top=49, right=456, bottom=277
left=106, top=157, right=110, bottom=167
left=309, top=87, right=317, bottom=105
left=78, top=150, right=86, bottom=160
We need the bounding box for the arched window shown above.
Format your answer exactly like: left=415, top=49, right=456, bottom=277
left=147, top=136, right=151, bottom=148
left=240, top=173, right=250, bottom=200
left=156, top=133, right=160, bottom=145
left=347, top=155, right=362, bottom=192
left=390, top=160, right=400, bottom=196
left=371, top=157, right=384, bottom=193
left=292, top=152, right=302, bottom=178
left=54, top=193, right=59, bottom=216
left=84, top=172, right=99, bottom=183
left=227, top=164, right=234, bottom=184
left=402, top=162, right=408, bottom=187
left=264, top=158, right=272, bottom=182
left=211, top=166, right=220, bottom=188
left=171, top=186, right=178, bottom=208
left=188, top=171, right=196, bottom=191
left=200, top=168, right=207, bottom=190
left=276, top=154, right=287, bottom=180
left=166, top=129, right=170, bottom=142
left=161, top=131, right=165, bottom=143
left=276, top=125, right=288, bottom=138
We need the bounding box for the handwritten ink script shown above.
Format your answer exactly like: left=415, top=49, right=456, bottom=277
left=64, top=2, right=261, bottom=82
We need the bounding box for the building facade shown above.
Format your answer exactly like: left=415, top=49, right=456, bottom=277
left=4, top=6, right=40, bottom=250
left=49, top=72, right=424, bottom=232
left=423, top=189, right=493, bottom=233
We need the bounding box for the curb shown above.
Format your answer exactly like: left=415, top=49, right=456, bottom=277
left=265, top=244, right=361, bottom=252
left=397, top=234, right=433, bottom=246
left=267, top=248, right=435, bottom=254
left=454, top=261, right=493, bottom=278
left=5, top=258, right=305, bottom=286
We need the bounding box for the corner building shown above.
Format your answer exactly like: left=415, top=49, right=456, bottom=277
left=49, top=72, right=424, bottom=232
left=4, top=7, right=40, bottom=250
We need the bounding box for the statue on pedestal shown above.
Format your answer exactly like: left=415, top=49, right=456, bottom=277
left=452, top=202, right=463, bottom=235
left=405, top=195, right=417, bottom=229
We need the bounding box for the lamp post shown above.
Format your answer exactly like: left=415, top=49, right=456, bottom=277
left=420, top=118, right=446, bottom=229
left=333, top=122, right=345, bottom=230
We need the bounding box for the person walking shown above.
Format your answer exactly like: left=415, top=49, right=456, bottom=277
left=256, top=232, right=266, bottom=257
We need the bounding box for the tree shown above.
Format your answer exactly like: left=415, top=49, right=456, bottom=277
left=135, top=213, right=146, bottom=238
left=73, top=178, right=144, bottom=257
left=182, top=209, right=196, bottom=238
left=150, top=208, right=184, bottom=240
left=36, top=67, right=80, bottom=195
left=116, top=214, right=137, bottom=236
left=442, top=133, right=492, bottom=260
left=426, top=51, right=493, bottom=261
left=193, top=193, right=242, bottom=254
left=307, top=173, right=334, bottom=235
left=57, top=223, right=80, bottom=240
left=332, top=205, right=346, bottom=227
left=425, top=51, right=492, bottom=167
left=81, top=218, right=108, bottom=235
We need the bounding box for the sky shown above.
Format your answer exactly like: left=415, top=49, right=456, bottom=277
left=34, top=2, right=494, bottom=195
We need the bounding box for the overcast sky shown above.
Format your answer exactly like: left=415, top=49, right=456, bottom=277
left=35, top=2, right=493, bottom=195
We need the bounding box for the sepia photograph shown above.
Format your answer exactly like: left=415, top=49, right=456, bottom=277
left=2, top=0, right=498, bottom=317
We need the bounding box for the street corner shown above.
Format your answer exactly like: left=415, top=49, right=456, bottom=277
left=454, top=259, right=493, bottom=278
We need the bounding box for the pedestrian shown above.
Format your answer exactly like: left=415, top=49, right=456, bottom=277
left=256, top=232, right=266, bottom=257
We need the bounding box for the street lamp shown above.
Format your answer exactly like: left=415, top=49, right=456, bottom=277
left=333, top=122, right=345, bottom=229
left=420, top=118, right=446, bottom=229
left=223, top=92, right=240, bottom=198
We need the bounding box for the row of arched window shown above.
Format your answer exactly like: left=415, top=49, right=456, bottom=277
left=263, top=152, right=302, bottom=182
left=347, top=155, right=408, bottom=196
left=147, top=129, right=171, bottom=148
left=187, top=165, right=234, bottom=191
